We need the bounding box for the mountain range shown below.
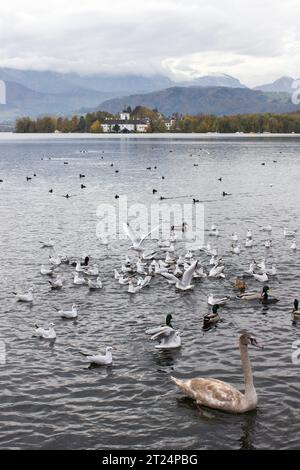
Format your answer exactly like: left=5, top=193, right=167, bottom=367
left=0, top=67, right=298, bottom=123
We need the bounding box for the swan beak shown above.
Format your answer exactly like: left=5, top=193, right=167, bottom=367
left=251, top=338, right=264, bottom=349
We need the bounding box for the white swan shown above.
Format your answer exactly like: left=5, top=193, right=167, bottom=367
left=80, top=346, right=113, bottom=365
left=34, top=322, right=56, bottom=339
left=123, top=222, right=158, bottom=252
left=171, top=332, right=262, bottom=413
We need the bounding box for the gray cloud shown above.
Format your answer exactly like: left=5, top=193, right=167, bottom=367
left=0, top=0, right=299, bottom=85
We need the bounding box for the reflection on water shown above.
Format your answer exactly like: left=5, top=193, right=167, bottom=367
left=0, top=135, right=300, bottom=450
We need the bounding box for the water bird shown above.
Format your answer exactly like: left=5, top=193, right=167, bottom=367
left=171, top=332, right=263, bottom=413
left=203, top=305, right=220, bottom=328
left=123, top=222, right=158, bottom=252
left=207, top=294, right=229, bottom=306
left=152, top=189, right=157, bottom=194
left=162, top=260, right=198, bottom=291
left=234, top=278, right=247, bottom=291
left=260, top=287, right=279, bottom=305
left=56, top=304, right=78, bottom=319
left=88, top=277, right=103, bottom=289
left=49, top=189, right=53, bottom=193
left=252, top=272, right=268, bottom=282
left=284, top=228, right=297, bottom=238
left=79, top=174, right=85, bottom=178
left=115, top=195, right=119, bottom=199
left=34, top=323, right=56, bottom=340
left=150, top=326, right=181, bottom=350
left=79, top=347, right=113, bottom=366
left=26, top=176, right=32, bottom=181
left=245, top=238, right=253, bottom=248
left=64, top=161, right=69, bottom=165
left=209, top=263, right=225, bottom=278
left=49, top=275, right=63, bottom=290
left=73, top=272, right=86, bottom=285
left=13, top=288, right=34, bottom=303
left=291, top=240, right=297, bottom=250
left=81, top=184, right=86, bottom=189
left=40, top=265, right=54, bottom=276
left=145, top=314, right=173, bottom=335
left=40, top=239, right=55, bottom=249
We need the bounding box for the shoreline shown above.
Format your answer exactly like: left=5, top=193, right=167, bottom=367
left=1, top=132, right=300, bottom=141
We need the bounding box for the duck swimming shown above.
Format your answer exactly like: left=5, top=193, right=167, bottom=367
left=203, top=305, right=220, bottom=329
left=171, top=332, right=263, bottom=413
left=260, top=286, right=279, bottom=305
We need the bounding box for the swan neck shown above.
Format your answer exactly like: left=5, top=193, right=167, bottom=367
left=239, top=342, right=255, bottom=398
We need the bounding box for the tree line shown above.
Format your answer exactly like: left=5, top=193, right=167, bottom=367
left=15, top=108, right=300, bottom=134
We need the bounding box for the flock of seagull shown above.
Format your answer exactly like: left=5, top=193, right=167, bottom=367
left=8, top=147, right=300, bottom=413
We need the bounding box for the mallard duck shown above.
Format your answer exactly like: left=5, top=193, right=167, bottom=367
left=237, top=285, right=269, bottom=301
left=260, top=287, right=279, bottom=305
left=292, top=299, right=300, bottom=321
left=203, top=305, right=220, bottom=328
left=234, top=278, right=247, bottom=292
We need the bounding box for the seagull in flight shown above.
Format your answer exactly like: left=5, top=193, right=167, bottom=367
left=123, top=222, right=159, bottom=252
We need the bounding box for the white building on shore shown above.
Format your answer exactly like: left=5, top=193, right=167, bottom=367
left=101, top=110, right=150, bottom=133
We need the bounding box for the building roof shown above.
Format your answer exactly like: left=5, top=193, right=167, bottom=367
left=102, top=119, right=149, bottom=125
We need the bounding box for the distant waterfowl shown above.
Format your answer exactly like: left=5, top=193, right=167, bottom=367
left=262, top=265, right=277, bottom=276
left=291, top=240, right=297, bottom=250
left=81, top=184, right=86, bottom=189
left=265, top=240, right=272, bottom=248
left=203, top=304, right=220, bottom=328
left=171, top=332, right=262, bottom=413
left=84, top=264, right=99, bottom=276
left=79, top=347, right=113, bottom=366
left=284, top=228, right=297, bottom=238
left=231, top=244, right=241, bottom=254
left=34, top=323, right=56, bottom=340
left=246, top=229, right=252, bottom=238
left=260, top=225, right=272, bottom=232
left=231, top=233, right=238, bottom=242
left=79, top=174, right=85, bottom=178
left=115, top=195, right=119, bottom=199
left=244, top=261, right=257, bottom=276
left=49, top=189, right=53, bottom=193
left=40, top=239, right=55, bottom=249
left=13, top=287, right=34, bottom=303
left=88, top=277, right=103, bottom=289
left=40, top=265, right=54, bottom=276
left=73, top=272, right=86, bottom=285
left=245, top=238, right=253, bottom=248
left=49, top=275, right=63, bottom=290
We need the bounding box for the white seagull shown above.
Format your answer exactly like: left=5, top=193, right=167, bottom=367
left=123, top=222, right=158, bottom=252
left=34, top=322, right=56, bottom=339
left=57, top=304, right=78, bottom=319
left=150, top=327, right=181, bottom=349
left=13, top=287, right=34, bottom=303
left=80, top=347, right=113, bottom=365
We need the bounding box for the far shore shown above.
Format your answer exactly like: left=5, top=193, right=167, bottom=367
left=1, top=132, right=300, bottom=140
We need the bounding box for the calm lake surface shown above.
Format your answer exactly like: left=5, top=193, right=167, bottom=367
left=0, top=133, right=299, bottom=450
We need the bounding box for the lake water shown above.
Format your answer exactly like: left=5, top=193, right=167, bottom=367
left=0, top=133, right=299, bottom=450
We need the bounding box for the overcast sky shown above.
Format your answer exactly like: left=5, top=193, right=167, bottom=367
left=0, top=0, right=299, bottom=86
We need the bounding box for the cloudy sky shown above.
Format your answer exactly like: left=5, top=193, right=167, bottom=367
left=0, top=0, right=299, bottom=86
